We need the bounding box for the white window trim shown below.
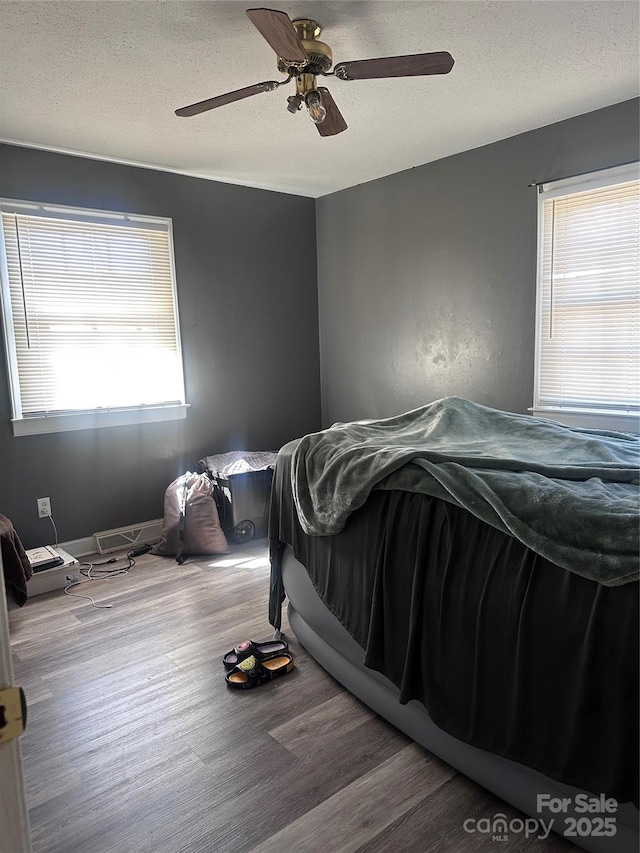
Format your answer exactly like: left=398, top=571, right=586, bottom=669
left=11, top=403, right=188, bottom=436
left=537, top=162, right=639, bottom=198
left=0, top=199, right=189, bottom=436
left=530, top=406, right=640, bottom=434
left=531, top=162, right=640, bottom=434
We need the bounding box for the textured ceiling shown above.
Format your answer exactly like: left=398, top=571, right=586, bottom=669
left=0, top=1, right=638, bottom=198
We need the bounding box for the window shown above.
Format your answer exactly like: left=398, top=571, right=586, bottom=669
left=533, top=163, right=640, bottom=432
left=0, top=200, right=187, bottom=436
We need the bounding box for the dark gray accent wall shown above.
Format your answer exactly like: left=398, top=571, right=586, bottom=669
left=0, top=144, right=320, bottom=547
left=316, top=98, right=640, bottom=426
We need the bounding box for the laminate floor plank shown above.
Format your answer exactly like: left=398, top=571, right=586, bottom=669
left=167, top=721, right=414, bottom=853
left=8, top=542, right=578, bottom=853
left=354, top=772, right=576, bottom=852
left=186, top=667, right=345, bottom=764
left=28, top=747, right=209, bottom=853
left=268, top=691, right=376, bottom=758
left=248, top=744, right=455, bottom=853
left=9, top=658, right=53, bottom=706
left=22, top=751, right=84, bottom=810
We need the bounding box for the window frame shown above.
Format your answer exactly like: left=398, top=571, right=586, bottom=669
left=0, top=199, right=188, bottom=436
left=531, top=162, right=640, bottom=434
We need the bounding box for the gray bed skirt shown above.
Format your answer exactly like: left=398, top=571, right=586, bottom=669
left=282, top=546, right=639, bottom=853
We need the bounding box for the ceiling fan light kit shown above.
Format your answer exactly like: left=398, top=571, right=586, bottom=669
left=304, top=90, right=326, bottom=124
left=175, top=7, right=454, bottom=136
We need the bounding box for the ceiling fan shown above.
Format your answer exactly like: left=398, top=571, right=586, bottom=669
left=175, top=7, right=454, bottom=136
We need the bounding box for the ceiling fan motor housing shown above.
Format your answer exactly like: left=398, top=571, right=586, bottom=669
left=277, top=19, right=332, bottom=74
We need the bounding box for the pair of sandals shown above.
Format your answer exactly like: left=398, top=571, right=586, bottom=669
left=223, top=638, right=294, bottom=689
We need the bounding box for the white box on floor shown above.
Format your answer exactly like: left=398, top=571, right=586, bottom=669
left=27, top=547, right=79, bottom=596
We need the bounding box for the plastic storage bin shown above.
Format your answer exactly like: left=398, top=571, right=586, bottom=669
left=199, top=451, right=278, bottom=544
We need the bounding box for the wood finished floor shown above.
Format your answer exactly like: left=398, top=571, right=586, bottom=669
left=8, top=543, right=576, bottom=853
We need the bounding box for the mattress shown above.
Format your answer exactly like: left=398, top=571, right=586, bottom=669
left=282, top=546, right=639, bottom=853
left=268, top=402, right=639, bottom=852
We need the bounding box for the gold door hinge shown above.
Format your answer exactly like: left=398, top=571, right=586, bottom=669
left=0, top=686, right=27, bottom=745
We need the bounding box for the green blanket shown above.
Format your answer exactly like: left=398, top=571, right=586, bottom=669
left=291, top=397, right=640, bottom=586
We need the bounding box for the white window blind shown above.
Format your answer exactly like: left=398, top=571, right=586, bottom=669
left=533, top=164, right=640, bottom=431
left=0, top=201, right=187, bottom=435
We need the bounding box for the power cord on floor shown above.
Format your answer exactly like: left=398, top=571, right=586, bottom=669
left=48, top=513, right=59, bottom=546
left=64, top=543, right=153, bottom=609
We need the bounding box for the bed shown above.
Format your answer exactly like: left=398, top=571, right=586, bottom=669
left=268, top=397, right=639, bottom=853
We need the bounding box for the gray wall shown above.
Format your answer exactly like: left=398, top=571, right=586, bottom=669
left=316, top=98, right=640, bottom=426
left=0, top=144, right=321, bottom=547
left=2, top=97, right=637, bottom=545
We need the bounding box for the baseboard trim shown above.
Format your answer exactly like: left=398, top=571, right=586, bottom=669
left=59, top=535, right=97, bottom=559
left=60, top=518, right=163, bottom=558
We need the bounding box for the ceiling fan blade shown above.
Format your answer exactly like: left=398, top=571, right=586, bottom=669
left=316, top=88, right=347, bottom=137
left=334, top=51, right=454, bottom=81
left=175, top=81, right=279, bottom=117
left=246, top=8, right=308, bottom=63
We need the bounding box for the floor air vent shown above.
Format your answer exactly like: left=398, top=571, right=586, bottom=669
left=94, top=520, right=163, bottom=554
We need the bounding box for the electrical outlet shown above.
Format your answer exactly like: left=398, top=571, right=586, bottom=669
left=37, top=497, right=51, bottom=518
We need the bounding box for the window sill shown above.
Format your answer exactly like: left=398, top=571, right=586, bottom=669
left=530, top=407, right=640, bottom=434
left=12, top=404, right=189, bottom=436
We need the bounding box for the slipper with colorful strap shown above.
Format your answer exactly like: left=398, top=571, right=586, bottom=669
left=222, top=638, right=289, bottom=669
left=225, top=654, right=294, bottom=689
